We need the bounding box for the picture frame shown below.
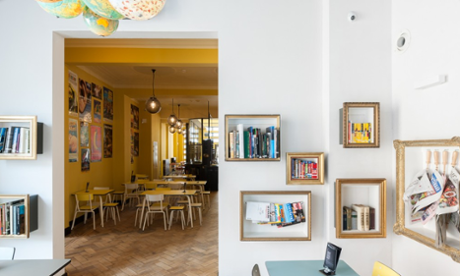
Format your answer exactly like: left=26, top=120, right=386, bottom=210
left=286, top=152, right=324, bottom=185
left=393, top=137, right=460, bottom=263
left=240, top=190, right=311, bottom=241
left=335, top=178, right=386, bottom=239
left=342, top=102, right=380, bottom=148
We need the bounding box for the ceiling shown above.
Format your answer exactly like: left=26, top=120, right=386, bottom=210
left=65, top=39, right=218, bottom=119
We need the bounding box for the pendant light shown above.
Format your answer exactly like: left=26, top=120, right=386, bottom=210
left=167, top=99, right=177, bottom=126
left=175, top=104, right=183, bottom=130
left=145, top=69, right=161, bottom=114
left=169, top=125, right=176, bottom=134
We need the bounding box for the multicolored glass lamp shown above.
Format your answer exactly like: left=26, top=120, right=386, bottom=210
left=83, top=6, right=119, bottom=37
left=108, top=0, right=166, bottom=20
left=37, top=0, right=85, bottom=19
left=81, top=0, right=124, bottom=20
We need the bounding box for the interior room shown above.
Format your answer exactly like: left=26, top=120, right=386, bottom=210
left=1, top=1, right=460, bottom=276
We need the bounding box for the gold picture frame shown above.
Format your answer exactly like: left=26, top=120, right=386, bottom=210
left=343, top=102, right=380, bottom=148
left=286, top=152, right=324, bottom=184
left=335, top=178, right=386, bottom=239
left=394, top=137, right=460, bottom=262
left=240, top=190, right=311, bottom=241
left=0, top=116, right=38, bottom=160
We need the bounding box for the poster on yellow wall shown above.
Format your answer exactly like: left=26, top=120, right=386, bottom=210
left=81, top=148, right=90, bottom=172
left=104, top=124, right=112, bottom=158
left=133, top=132, right=139, bottom=157
left=94, top=99, right=102, bottom=124
left=79, top=78, right=92, bottom=123
left=80, top=122, right=89, bottom=148
left=90, top=125, right=102, bottom=162
left=68, top=70, right=78, bottom=117
left=92, top=83, right=102, bottom=100
left=131, top=104, right=139, bottom=130
left=69, top=118, right=78, bottom=162
left=103, top=87, right=113, bottom=123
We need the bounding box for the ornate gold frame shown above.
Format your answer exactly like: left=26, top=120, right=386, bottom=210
left=394, top=137, right=460, bottom=262
left=286, top=152, right=324, bottom=184
left=343, top=102, right=380, bottom=148
left=240, top=190, right=311, bottom=241
left=335, top=178, right=386, bottom=239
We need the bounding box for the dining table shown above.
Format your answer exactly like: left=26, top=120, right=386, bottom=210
left=75, top=189, right=114, bottom=227
left=265, top=260, right=359, bottom=276
left=140, top=189, right=198, bottom=228
left=0, top=259, right=71, bottom=276
left=152, top=180, right=207, bottom=207
left=163, top=174, right=196, bottom=180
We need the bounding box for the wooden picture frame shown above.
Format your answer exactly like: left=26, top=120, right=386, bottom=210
left=342, top=102, right=380, bottom=148
left=394, top=137, right=460, bottom=263
left=225, top=114, right=281, bottom=161
left=0, top=194, right=35, bottom=239
left=240, top=190, right=311, bottom=241
left=335, top=178, right=386, bottom=239
left=0, top=116, right=39, bottom=160
left=286, top=152, right=324, bottom=184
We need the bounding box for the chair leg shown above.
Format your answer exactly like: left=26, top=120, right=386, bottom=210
left=180, top=210, right=185, bottom=230
left=142, top=213, right=149, bottom=231
left=163, top=212, right=167, bottom=230
left=84, top=213, right=88, bottom=224
left=121, top=194, right=126, bottom=211
left=71, top=209, right=78, bottom=230
left=92, top=211, right=96, bottom=230
left=116, top=206, right=121, bottom=222
left=168, top=210, right=175, bottom=230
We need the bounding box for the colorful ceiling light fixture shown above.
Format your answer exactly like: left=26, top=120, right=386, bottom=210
left=35, top=0, right=166, bottom=37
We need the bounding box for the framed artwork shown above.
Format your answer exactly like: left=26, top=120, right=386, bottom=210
left=78, top=78, right=92, bottom=123
left=103, top=87, right=113, bottom=123
left=69, top=118, right=78, bottom=162
left=90, top=125, right=102, bottom=162
left=394, top=137, right=460, bottom=262
left=335, top=178, right=386, bottom=239
left=240, top=190, right=311, bottom=241
left=103, top=124, right=113, bottom=158
left=131, top=104, right=139, bottom=130
left=92, top=83, right=102, bottom=99
left=68, top=70, right=78, bottom=116
left=342, top=102, right=379, bottom=148
left=286, top=152, right=324, bottom=184
left=81, top=148, right=90, bottom=172
left=80, top=121, right=89, bottom=148
left=93, top=99, right=102, bottom=124
left=133, top=132, right=139, bottom=157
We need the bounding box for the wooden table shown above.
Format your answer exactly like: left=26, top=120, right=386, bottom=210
left=163, top=174, right=196, bottom=180
left=0, top=259, right=71, bottom=276
left=265, top=260, right=359, bottom=276
left=136, top=174, right=149, bottom=180
left=140, top=190, right=198, bottom=228
left=75, top=189, right=114, bottom=228
left=153, top=181, right=207, bottom=207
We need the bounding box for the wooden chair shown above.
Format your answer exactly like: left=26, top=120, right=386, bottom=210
left=252, top=264, right=261, bottom=276
left=94, top=187, right=120, bottom=225
left=0, top=247, right=15, bottom=260
left=71, top=193, right=99, bottom=230
left=121, top=183, right=140, bottom=211
left=142, top=194, right=169, bottom=231
left=168, top=205, right=186, bottom=230
left=372, top=261, right=401, bottom=276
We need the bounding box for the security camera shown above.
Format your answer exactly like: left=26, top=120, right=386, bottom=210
left=348, top=12, right=356, bottom=21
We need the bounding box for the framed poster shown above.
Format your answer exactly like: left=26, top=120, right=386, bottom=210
left=79, top=78, right=92, bottom=123
left=69, top=118, right=78, bottom=162
left=104, top=124, right=113, bottom=158
left=92, top=83, right=102, bottom=100
left=81, top=148, right=90, bottom=172
left=131, top=104, right=139, bottom=130
left=80, top=121, right=89, bottom=148
left=103, top=87, right=113, bottom=123
left=133, top=132, right=139, bottom=157
left=68, top=70, right=78, bottom=116
left=90, top=125, right=102, bottom=162
left=94, top=99, right=102, bottom=124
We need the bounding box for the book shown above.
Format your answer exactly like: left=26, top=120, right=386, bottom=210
left=245, top=201, right=270, bottom=222
left=18, top=127, right=26, bottom=153
left=275, top=128, right=280, bottom=158
left=237, top=124, right=244, bottom=159
left=342, top=207, right=347, bottom=231
left=352, top=204, right=366, bottom=231
left=351, top=210, right=357, bottom=230
left=284, top=203, right=295, bottom=223
left=369, top=206, right=375, bottom=230
left=0, top=127, right=7, bottom=153
left=18, top=204, right=25, bottom=235
left=4, top=126, right=15, bottom=153
left=343, top=206, right=352, bottom=230
left=247, top=127, right=253, bottom=158
left=229, top=131, right=235, bottom=158
left=363, top=205, right=370, bottom=231
left=243, top=131, right=250, bottom=158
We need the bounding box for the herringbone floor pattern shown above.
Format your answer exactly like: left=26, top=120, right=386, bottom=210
left=65, top=192, right=218, bottom=276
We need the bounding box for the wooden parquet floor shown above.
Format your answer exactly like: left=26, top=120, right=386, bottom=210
left=65, top=192, right=218, bottom=276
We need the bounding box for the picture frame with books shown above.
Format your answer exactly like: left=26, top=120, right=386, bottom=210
left=0, top=116, right=41, bottom=160
left=394, top=137, right=460, bottom=263
left=335, top=178, right=386, bottom=239
left=341, top=102, right=380, bottom=148
left=240, top=190, right=311, bottom=241
left=286, top=152, right=324, bottom=185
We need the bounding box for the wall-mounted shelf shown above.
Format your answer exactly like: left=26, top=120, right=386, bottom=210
left=335, top=178, right=386, bottom=239
left=225, top=115, right=280, bottom=161
left=240, top=190, right=311, bottom=241
left=0, top=116, right=43, bottom=160
left=0, top=194, right=38, bottom=238
left=341, top=103, right=380, bottom=148
left=286, top=152, right=324, bottom=185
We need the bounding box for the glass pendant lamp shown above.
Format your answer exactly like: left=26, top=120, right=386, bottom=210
left=167, top=99, right=177, bottom=126
left=145, top=69, right=161, bottom=114
left=175, top=104, right=183, bottom=130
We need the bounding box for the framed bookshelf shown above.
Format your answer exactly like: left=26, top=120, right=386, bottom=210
left=0, top=116, right=43, bottom=160
left=240, top=190, right=311, bottom=241
left=286, top=152, right=324, bottom=185
left=335, top=178, right=386, bottom=239
left=0, top=194, right=38, bottom=239
left=225, top=115, right=280, bottom=161
left=342, top=102, right=380, bottom=148
left=394, top=137, right=460, bottom=263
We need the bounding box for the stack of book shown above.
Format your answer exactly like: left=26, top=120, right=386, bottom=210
left=245, top=201, right=305, bottom=228
left=0, top=199, right=26, bottom=236
left=348, top=121, right=372, bottom=143
left=0, top=126, right=31, bottom=154
left=291, top=159, right=318, bottom=179
left=342, top=204, right=375, bottom=231
left=228, top=125, right=280, bottom=159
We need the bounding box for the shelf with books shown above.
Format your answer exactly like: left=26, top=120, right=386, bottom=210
left=0, top=194, right=38, bottom=238
left=286, top=152, right=324, bottom=185
left=240, top=190, right=311, bottom=241
left=225, top=115, right=280, bottom=161
left=0, top=116, right=43, bottom=160
left=341, top=102, right=380, bottom=148
left=335, top=178, right=386, bottom=239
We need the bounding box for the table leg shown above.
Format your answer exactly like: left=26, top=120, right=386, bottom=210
left=187, top=195, right=194, bottom=228
left=99, top=196, right=105, bottom=227
left=139, top=197, right=146, bottom=228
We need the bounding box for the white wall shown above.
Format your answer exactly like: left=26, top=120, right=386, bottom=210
left=392, top=0, right=460, bottom=275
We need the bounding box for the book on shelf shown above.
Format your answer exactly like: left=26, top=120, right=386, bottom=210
left=291, top=159, right=318, bottom=180
left=229, top=125, right=280, bottom=159
left=369, top=207, right=375, bottom=230
left=0, top=199, right=25, bottom=236
left=0, top=127, right=8, bottom=153
left=363, top=205, right=370, bottom=231
left=249, top=201, right=306, bottom=228
left=245, top=201, right=270, bottom=222
left=348, top=120, right=373, bottom=144
left=349, top=204, right=374, bottom=231
left=0, top=126, right=31, bottom=154
left=343, top=206, right=352, bottom=230
left=237, top=124, right=244, bottom=159
left=351, top=204, right=366, bottom=231
left=351, top=210, right=357, bottom=230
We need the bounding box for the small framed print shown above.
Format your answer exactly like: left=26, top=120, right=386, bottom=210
left=342, top=102, right=380, bottom=148
left=286, top=152, right=324, bottom=185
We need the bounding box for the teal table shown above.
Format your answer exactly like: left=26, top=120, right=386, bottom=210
left=265, top=260, right=359, bottom=276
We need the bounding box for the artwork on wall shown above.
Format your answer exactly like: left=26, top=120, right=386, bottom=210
left=104, top=124, right=113, bottom=158
left=131, top=104, right=139, bottom=130
left=69, top=118, right=78, bottom=162
left=133, top=132, right=139, bottom=157
left=103, top=87, right=113, bottom=123
left=130, top=129, right=134, bottom=164
left=81, top=148, right=90, bottom=172
left=92, top=83, right=102, bottom=100
left=90, top=125, right=102, bottom=162
left=80, top=121, right=89, bottom=148
left=79, top=78, right=92, bottom=123
left=68, top=70, right=78, bottom=116
left=94, top=99, right=102, bottom=124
